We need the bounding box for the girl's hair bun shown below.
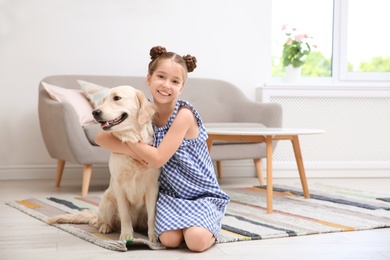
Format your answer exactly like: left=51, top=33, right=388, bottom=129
left=150, top=46, right=167, bottom=60
left=148, top=45, right=197, bottom=74
left=183, top=54, right=197, bottom=72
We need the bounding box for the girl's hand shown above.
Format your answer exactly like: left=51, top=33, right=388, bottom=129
left=96, top=131, right=144, bottom=161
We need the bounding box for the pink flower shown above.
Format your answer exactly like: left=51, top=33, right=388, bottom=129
left=294, top=34, right=305, bottom=42
left=281, top=24, right=316, bottom=67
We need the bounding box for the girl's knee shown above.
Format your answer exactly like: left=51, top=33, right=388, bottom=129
left=159, top=230, right=183, bottom=248
left=184, top=227, right=215, bottom=252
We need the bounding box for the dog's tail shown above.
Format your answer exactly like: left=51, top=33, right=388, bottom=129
left=46, top=210, right=98, bottom=227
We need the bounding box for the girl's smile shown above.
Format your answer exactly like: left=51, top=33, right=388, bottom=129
left=157, top=89, right=170, bottom=96
left=148, top=59, right=185, bottom=102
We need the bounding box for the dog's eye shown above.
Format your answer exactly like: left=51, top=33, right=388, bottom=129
left=113, top=96, right=121, bottom=101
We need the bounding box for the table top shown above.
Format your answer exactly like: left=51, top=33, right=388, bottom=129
left=204, top=123, right=325, bottom=136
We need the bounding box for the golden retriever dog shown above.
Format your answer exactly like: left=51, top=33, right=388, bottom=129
left=47, top=85, right=160, bottom=242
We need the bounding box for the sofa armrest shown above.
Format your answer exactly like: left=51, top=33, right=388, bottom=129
left=38, top=85, right=109, bottom=164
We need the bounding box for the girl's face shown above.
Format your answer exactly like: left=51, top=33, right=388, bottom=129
left=147, top=59, right=185, bottom=104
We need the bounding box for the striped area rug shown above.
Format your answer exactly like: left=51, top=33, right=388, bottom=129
left=6, top=184, right=390, bottom=251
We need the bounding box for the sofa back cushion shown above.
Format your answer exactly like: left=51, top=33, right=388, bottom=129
left=182, top=78, right=249, bottom=123
left=40, top=76, right=249, bottom=124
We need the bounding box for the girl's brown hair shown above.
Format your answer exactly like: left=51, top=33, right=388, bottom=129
left=148, top=46, right=197, bottom=82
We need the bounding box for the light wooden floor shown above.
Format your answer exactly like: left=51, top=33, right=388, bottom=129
left=1, top=177, right=390, bottom=260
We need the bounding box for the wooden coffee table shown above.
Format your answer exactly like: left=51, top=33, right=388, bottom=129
left=204, top=123, right=325, bottom=213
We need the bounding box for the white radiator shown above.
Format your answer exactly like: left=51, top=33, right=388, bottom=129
left=257, top=86, right=390, bottom=171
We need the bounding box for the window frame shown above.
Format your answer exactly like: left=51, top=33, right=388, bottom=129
left=337, top=0, right=390, bottom=82
left=271, top=0, right=390, bottom=84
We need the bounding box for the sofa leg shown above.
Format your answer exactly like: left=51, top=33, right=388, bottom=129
left=81, top=164, right=92, bottom=197
left=254, top=159, right=265, bottom=186
left=55, top=160, right=66, bottom=187
left=216, top=161, right=222, bottom=179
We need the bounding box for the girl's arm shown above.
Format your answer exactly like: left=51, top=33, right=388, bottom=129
left=95, top=131, right=146, bottom=164
left=127, top=107, right=198, bottom=168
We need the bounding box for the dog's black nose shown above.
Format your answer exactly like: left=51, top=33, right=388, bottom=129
left=92, top=109, right=102, bottom=118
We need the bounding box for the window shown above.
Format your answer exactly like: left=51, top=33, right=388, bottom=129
left=339, top=0, right=390, bottom=81
left=272, top=0, right=390, bottom=82
left=271, top=0, right=333, bottom=78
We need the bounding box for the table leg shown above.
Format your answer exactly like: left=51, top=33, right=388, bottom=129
left=216, top=161, right=222, bottom=179
left=206, top=138, right=213, bottom=152
left=266, top=136, right=273, bottom=214
left=291, top=136, right=310, bottom=199
left=253, top=158, right=264, bottom=186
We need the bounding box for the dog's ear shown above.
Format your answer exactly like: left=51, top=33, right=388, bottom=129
left=136, top=90, right=157, bottom=125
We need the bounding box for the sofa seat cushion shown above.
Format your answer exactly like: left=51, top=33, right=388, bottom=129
left=210, top=142, right=268, bottom=160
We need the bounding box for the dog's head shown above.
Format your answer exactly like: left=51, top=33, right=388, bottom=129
left=92, top=85, right=156, bottom=142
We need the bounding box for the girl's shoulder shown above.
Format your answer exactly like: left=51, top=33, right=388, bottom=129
left=177, top=99, right=193, bottom=109
left=177, top=100, right=202, bottom=122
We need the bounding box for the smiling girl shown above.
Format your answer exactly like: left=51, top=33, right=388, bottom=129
left=95, top=46, right=230, bottom=252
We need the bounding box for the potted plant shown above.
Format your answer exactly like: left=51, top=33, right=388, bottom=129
left=281, top=24, right=316, bottom=82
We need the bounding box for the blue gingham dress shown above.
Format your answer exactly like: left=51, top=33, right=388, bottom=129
left=153, top=100, right=230, bottom=240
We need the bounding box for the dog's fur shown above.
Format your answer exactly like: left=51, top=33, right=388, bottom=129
left=46, top=85, right=160, bottom=242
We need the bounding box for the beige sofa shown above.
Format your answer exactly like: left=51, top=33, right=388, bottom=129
left=38, top=75, right=283, bottom=196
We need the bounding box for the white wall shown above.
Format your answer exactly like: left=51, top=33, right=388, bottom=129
left=0, top=0, right=272, bottom=179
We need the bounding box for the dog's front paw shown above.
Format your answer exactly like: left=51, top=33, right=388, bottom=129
left=99, top=224, right=113, bottom=234
left=119, top=232, right=134, bottom=241
left=148, top=233, right=158, bottom=243
left=89, top=218, right=98, bottom=228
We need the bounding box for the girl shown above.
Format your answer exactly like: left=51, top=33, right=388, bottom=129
left=95, top=46, right=230, bottom=252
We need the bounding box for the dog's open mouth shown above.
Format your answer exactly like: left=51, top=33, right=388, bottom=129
left=98, top=113, right=128, bottom=130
